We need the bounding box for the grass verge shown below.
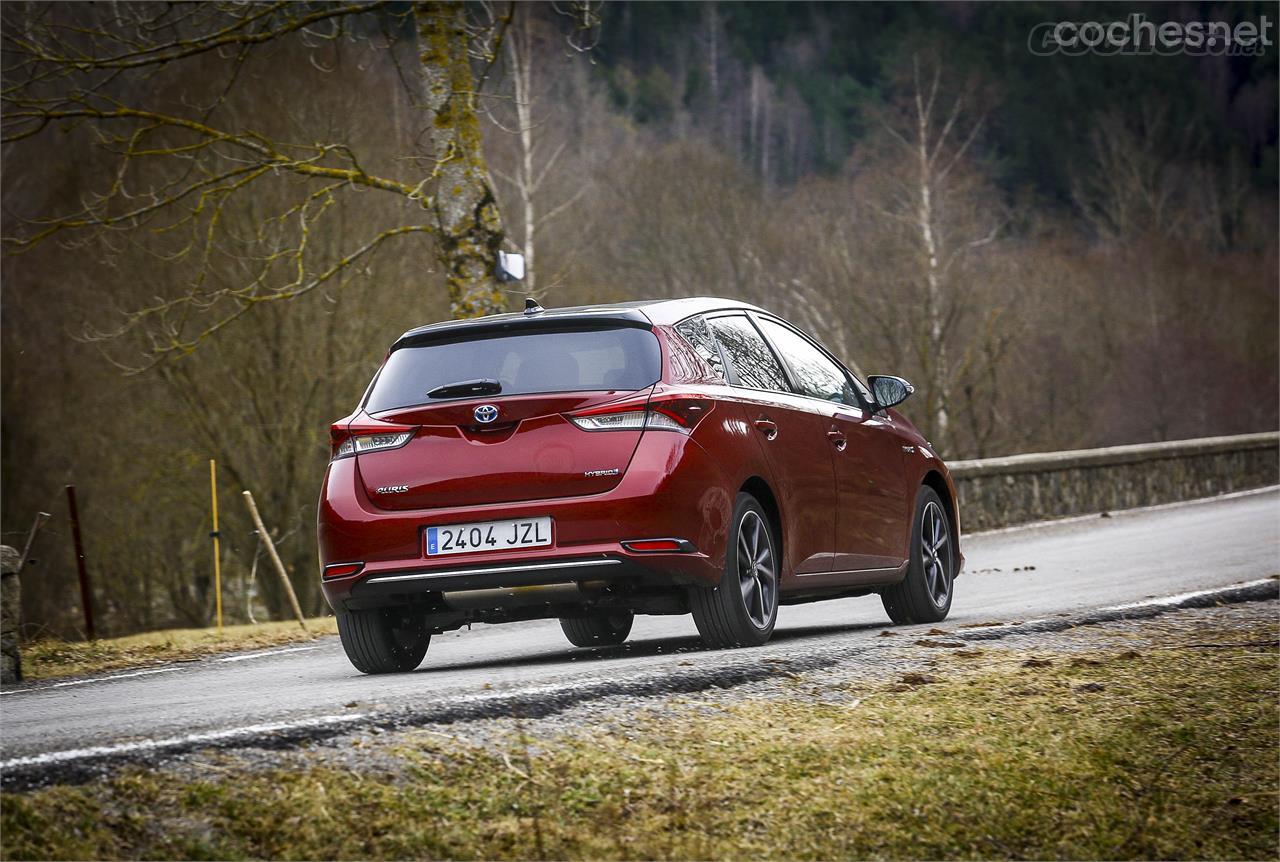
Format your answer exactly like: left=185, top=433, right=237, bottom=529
left=3, top=619, right=1276, bottom=860
left=17, top=617, right=338, bottom=681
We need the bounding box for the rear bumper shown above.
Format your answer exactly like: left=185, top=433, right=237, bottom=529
left=318, top=432, right=734, bottom=611
left=336, top=553, right=698, bottom=611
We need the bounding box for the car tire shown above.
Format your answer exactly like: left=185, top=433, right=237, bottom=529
left=559, top=612, right=634, bottom=647
left=336, top=607, right=430, bottom=674
left=691, top=493, right=779, bottom=648
left=881, top=486, right=955, bottom=625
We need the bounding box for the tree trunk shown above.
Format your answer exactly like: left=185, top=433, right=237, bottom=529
left=915, top=86, right=949, bottom=449
left=761, top=77, right=771, bottom=186
left=707, top=3, right=719, bottom=129
left=748, top=66, right=760, bottom=161
left=416, top=2, right=507, bottom=318
left=508, top=9, right=538, bottom=294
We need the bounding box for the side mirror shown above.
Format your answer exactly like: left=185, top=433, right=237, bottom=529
left=867, top=375, right=914, bottom=411
left=496, top=250, right=525, bottom=282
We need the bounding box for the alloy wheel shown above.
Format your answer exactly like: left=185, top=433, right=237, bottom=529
left=921, top=500, right=952, bottom=607
left=736, top=510, right=777, bottom=628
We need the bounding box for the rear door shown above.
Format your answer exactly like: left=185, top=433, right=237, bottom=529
left=754, top=316, right=911, bottom=571
left=355, top=324, right=662, bottom=510
left=705, top=313, right=837, bottom=577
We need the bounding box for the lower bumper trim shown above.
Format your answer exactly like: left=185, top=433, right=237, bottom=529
left=363, top=557, right=622, bottom=585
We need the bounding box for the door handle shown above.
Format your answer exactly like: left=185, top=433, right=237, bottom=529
left=827, top=428, right=847, bottom=451
left=754, top=418, right=778, bottom=440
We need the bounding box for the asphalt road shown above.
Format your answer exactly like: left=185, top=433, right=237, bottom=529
left=3, top=488, right=1277, bottom=765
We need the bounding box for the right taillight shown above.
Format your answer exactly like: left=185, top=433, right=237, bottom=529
left=568, top=393, right=714, bottom=435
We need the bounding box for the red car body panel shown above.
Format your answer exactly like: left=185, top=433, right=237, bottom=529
left=357, top=392, right=645, bottom=509
left=726, top=385, right=839, bottom=576
left=318, top=298, right=961, bottom=620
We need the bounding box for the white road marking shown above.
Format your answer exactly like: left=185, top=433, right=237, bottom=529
left=967, top=485, right=1279, bottom=538
left=0, top=645, right=324, bottom=698
left=0, top=678, right=590, bottom=769
left=1099, top=578, right=1278, bottom=611
left=218, top=646, right=320, bottom=663
left=0, top=667, right=179, bottom=696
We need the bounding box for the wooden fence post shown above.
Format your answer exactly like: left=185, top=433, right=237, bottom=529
left=64, top=485, right=96, bottom=640
left=209, top=460, right=223, bottom=635
left=241, top=490, right=307, bottom=630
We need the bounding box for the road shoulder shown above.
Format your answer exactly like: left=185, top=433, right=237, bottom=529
left=4, top=598, right=1277, bottom=860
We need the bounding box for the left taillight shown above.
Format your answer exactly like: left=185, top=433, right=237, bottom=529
left=567, top=393, right=714, bottom=435
left=330, top=428, right=414, bottom=460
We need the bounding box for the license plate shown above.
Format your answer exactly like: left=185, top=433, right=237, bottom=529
left=425, top=516, right=553, bottom=557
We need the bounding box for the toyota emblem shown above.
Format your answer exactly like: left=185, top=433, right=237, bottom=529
left=473, top=404, right=499, bottom=424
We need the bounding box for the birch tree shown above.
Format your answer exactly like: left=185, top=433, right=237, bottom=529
left=865, top=54, right=998, bottom=449
left=482, top=2, right=598, bottom=298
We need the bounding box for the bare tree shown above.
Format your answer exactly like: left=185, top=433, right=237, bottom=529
left=861, top=53, right=999, bottom=450
left=1, top=2, right=508, bottom=368
left=1073, top=105, right=1250, bottom=249
left=484, top=3, right=592, bottom=298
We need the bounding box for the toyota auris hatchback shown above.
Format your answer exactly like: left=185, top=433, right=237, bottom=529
left=319, top=298, right=961, bottom=673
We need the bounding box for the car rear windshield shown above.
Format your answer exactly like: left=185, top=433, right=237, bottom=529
left=365, top=326, right=662, bottom=413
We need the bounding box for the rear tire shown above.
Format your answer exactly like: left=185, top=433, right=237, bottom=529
left=559, top=612, right=633, bottom=647
left=691, top=493, right=779, bottom=648
left=336, top=607, right=430, bottom=674
left=881, top=486, right=955, bottom=625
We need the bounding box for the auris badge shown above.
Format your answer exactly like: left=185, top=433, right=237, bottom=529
left=473, top=404, right=499, bottom=424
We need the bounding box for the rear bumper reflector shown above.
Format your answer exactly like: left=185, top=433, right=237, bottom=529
left=621, top=538, right=697, bottom=553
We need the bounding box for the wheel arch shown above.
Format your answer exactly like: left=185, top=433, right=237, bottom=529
left=739, top=475, right=783, bottom=572
left=921, top=469, right=960, bottom=561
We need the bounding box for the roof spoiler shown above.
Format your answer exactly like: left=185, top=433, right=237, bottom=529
left=391, top=308, right=654, bottom=352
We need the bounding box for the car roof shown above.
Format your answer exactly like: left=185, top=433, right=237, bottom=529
left=391, top=296, right=770, bottom=350
left=626, top=296, right=770, bottom=325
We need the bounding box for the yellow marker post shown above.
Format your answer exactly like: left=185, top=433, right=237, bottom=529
left=210, top=459, right=223, bottom=636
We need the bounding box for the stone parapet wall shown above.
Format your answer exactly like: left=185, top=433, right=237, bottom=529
left=950, top=432, right=1279, bottom=531
left=2, top=545, right=21, bottom=683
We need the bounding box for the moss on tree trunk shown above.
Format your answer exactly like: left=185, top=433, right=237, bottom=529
left=415, top=2, right=507, bottom=318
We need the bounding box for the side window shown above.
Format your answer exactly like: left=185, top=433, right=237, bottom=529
left=757, top=318, right=858, bottom=407
left=674, top=315, right=726, bottom=382
left=708, top=315, right=789, bottom=392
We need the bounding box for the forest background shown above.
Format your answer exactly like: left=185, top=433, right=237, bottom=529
left=2, top=1, right=1275, bottom=638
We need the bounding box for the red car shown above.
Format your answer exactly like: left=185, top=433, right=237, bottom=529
left=319, top=298, right=961, bottom=674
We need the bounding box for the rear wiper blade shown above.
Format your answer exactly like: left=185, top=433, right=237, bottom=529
left=426, top=378, right=502, bottom=399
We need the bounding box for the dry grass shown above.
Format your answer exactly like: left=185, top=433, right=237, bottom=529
left=3, top=619, right=1276, bottom=860
left=19, top=617, right=338, bottom=681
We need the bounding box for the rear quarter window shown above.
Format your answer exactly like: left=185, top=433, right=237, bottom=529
left=366, top=326, right=662, bottom=413
left=674, top=315, right=728, bottom=382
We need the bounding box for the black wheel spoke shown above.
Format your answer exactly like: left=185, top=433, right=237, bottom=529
left=735, top=510, right=776, bottom=629
left=920, top=501, right=950, bottom=607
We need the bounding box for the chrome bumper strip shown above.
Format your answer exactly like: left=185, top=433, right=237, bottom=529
left=364, top=558, right=622, bottom=585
